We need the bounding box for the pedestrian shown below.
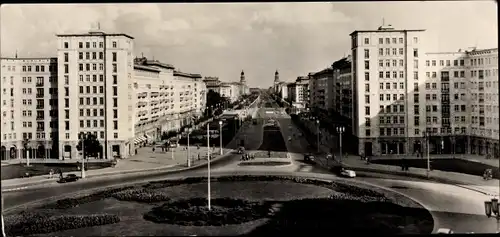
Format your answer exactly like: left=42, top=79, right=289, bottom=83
left=197, top=153, right=200, bottom=161
left=49, top=169, right=53, bottom=179
left=152, top=147, right=155, bottom=152
left=135, top=149, right=138, bottom=155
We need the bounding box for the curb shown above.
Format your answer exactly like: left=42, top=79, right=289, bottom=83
left=345, top=165, right=498, bottom=197
left=2, top=151, right=235, bottom=192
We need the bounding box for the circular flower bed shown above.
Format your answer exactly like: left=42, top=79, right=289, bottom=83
left=143, top=197, right=273, bottom=226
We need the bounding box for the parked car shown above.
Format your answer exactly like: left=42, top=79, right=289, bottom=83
left=436, top=228, right=453, bottom=234
left=304, top=153, right=315, bottom=162
left=288, top=136, right=292, bottom=141
left=237, top=146, right=245, bottom=154
left=58, top=174, right=80, bottom=183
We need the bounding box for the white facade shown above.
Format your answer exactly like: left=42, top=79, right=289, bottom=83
left=351, top=25, right=429, bottom=156
left=0, top=57, right=58, bottom=160
left=220, top=82, right=240, bottom=102
left=56, top=30, right=136, bottom=160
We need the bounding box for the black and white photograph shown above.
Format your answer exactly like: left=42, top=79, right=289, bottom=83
left=0, top=1, right=498, bottom=236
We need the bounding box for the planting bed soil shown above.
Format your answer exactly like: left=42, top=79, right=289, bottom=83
left=6, top=175, right=433, bottom=236
left=239, top=161, right=292, bottom=166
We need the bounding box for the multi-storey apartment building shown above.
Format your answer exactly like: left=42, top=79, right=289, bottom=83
left=125, top=57, right=206, bottom=147
left=219, top=82, right=241, bottom=102
left=332, top=55, right=353, bottom=120
left=286, top=76, right=309, bottom=109
left=309, top=67, right=333, bottom=111
left=350, top=24, right=428, bottom=156
left=203, top=76, right=221, bottom=94
left=56, top=28, right=136, bottom=160
left=422, top=48, right=499, bottom=156
left=0, top=57, right=58, bottom=160
left=350, top=24, right=498, bottom=157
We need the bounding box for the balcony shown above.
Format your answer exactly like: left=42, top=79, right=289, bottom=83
left=36, top=127, right=44, bottom=131
left=36, top=82, right=44, bottom=87
left=36, top=94, right=44, bottom=98
left=441, top=88, right=449, bottom=93
left=36, top=116, right=45, bottom=120
left=36, top=105, right=44, bottom=109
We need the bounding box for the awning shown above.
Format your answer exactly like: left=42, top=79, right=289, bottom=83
left=134, top=136, right=146, bottom=144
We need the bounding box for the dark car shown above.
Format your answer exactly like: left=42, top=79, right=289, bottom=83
left=58, top=174, right=80, bottom=183
left=304, top=154, right=315, bottom=162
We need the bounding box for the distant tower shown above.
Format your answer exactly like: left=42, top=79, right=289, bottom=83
left=274, top=70, right=279, bottom=83
left=240, top=70, right=246, bottom=84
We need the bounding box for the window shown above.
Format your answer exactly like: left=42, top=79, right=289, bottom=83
left=385, top=38, right=390, bottom=44
left=64, top=53, right=69, bottom=62
left=113, top=86, right=118, bottom=96
left=79, top=52, right=83, bottom=60
left=64, top=64, right=69, bottom=74
left=364, top=72, right=369, bottom=81
left=92, top=42, right=97, bottom=48
left=64, top=42, right=69, bottom=48
left=364, top=38, right=369, bottom=44
left=365, top=129, right=371, bottom=136
left=379, top=72, right=383, bottom=78
left=365, top=106, right=370, bottom=115
left=112, top=52, right=117, bottom=62
left=79, top=63, right=83, bottom=71
left=99, top=52, right=104, bottom=60
left=379, top=48, right=383, bottom=56
left=413, top=72, right=418, bottom=80
left=92, top=52, right=97, bottom=59
left=112, top=41, right=117, bottom=48
left=379, top=38, right=383, bottom=44
left=364, top=61, right=369, bottom=70
left=113, top=121, right=118, bottom=130
left=79, top=42, right=83, bottom=48
left=413, top=48, right=418, bottom=57
left=365, top=84, right=370, bottom=92
left=364, top=49, right=369, bottom=59
left=365, top=95, right=370, bottom=104
left=413, top=37, right=418, bottom=43
left=399, top=37, right=403, bottom=43
left=113, top=64, right=117, bottom=73
left=399, top=48, right=403, bottom=55
left=113, top=75, right=117, bottom=84
left=86, top=42, right=90, bottom=48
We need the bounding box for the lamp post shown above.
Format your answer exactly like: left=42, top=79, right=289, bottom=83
left=484, top=197, right=500, bottom=233
left=316, top=120, right=320, bottom=153
left=187, top=127, right=192, bottom=167
left=206, top=123, right=211, bottom=211
left=450, top=131, right=456, bottom=159
left=336, top=126, right=345, bottom=164
left=23, top=138, right=31, bottom=167
left=78, top=132, right=86, bottom=178
left=1, top=195, right=5, bottom=237
left=219, top=120, right=223, bottom=156
left=423, top=131, right=432, bottom=178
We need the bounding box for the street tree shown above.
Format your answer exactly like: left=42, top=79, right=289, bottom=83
left=76, top=132, right=102, bottom=158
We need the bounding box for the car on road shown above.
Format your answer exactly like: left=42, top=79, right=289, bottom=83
left=304, top=153, right=315, bottom=162
left=237, top=146, right=245, bottom=154
left=436, top=228, right=454, bottom=234
left=287, top=136, right=292, bottom=141
left=340, top=169, right=356, bottom=178
left=58, top=174, right=80, bottom=183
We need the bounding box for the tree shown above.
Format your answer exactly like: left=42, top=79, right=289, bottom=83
left=76, top=132, right=102, bottom=158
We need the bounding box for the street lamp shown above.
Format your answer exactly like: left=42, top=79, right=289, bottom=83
left=336, top=126, right=345, bottom=164
left=206, top=123, right=212, bottom=211
left=219, top=120, right=223, bottom=156
left=316, top=120, right=320, bottom=153
left=450, top=131, right=456, bottom=159
left=484, top=197, right=500, bottom=232
left=187, top=127, right=192, bottom=167
left=78, top=132, right=86, bottom=179
left=423, top=131, right=432, bottom=178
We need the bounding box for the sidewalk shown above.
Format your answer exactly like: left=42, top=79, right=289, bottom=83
left=292, top=119, right=500, bottom=196
left=1, top=113, right=260, bottom=190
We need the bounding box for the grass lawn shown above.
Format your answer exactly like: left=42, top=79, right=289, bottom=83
left=9, top=176, right=433, bottom=236
left=1, top=162, right=113, bottom=180
left=257, top=126, right=288, bottom=152
left=372, top=158, right=499, bottom=179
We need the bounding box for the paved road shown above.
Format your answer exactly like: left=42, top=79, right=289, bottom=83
left=3, top=95, right=498, bottom=233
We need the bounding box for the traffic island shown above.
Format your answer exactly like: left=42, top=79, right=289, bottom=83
left=4, top=175, right=434, bottom=236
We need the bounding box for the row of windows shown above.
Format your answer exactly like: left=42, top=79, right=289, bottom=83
left=21, top=65, right=57, bottom=72
left=63, top=41, right=117, bottom=49
left=362, top=36, right=418, bottom=45
left=378, top=48, right=418, bottom=57
left=63, top=131, right=118, bottom=140
left=425, top=59, right=464, bottom=67
left=378, top=104, right=405, bottom=114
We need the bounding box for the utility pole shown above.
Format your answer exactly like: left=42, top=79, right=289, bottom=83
left=206, top=123, right=211, bottom=211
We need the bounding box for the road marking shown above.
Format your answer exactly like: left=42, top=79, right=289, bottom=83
left=3, top=186, right=28, bottom=192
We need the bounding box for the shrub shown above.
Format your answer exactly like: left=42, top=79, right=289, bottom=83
left=5, top=213, right=120, bottom=236
left=143, top=197, right=271, bottom=226
left=112, top=189, right=171, bottom=203
left=39, top=186, right=134, bottom=209
left=239, top=161, right=291, bottom=166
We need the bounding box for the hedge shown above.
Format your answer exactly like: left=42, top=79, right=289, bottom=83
left=112, top=189, right=171, bottom=203
left=4, top=212, right=120, bottom=236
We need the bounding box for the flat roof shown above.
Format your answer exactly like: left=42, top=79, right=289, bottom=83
left=56, top=33, right=134, bottom=39
left=134, top=64, right=161, bottom=73
left=349, top=29, right=425, bottom=36
left=1, top=57, right=57, bottom=61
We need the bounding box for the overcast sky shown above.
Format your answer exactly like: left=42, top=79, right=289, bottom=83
left=1, top=2, right=497, bottom=87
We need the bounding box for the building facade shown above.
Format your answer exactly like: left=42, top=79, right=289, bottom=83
left=286, top=76, right=309, bottom=109
left=219, top=82, right=241, bottom=102
left=309, top=67, right=333, bottom=111
left=332, top=55, right=353, bottom=120
left=1, top=28, right=209, bottom=161
left=350, top=24, right=498, bottom=156
left=56, top=29, right=136, bottom=160
left=0, top=57, right=58, bottom=160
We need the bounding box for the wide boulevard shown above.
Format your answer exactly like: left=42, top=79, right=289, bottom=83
left=2, top=93, right=498, bottom=233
